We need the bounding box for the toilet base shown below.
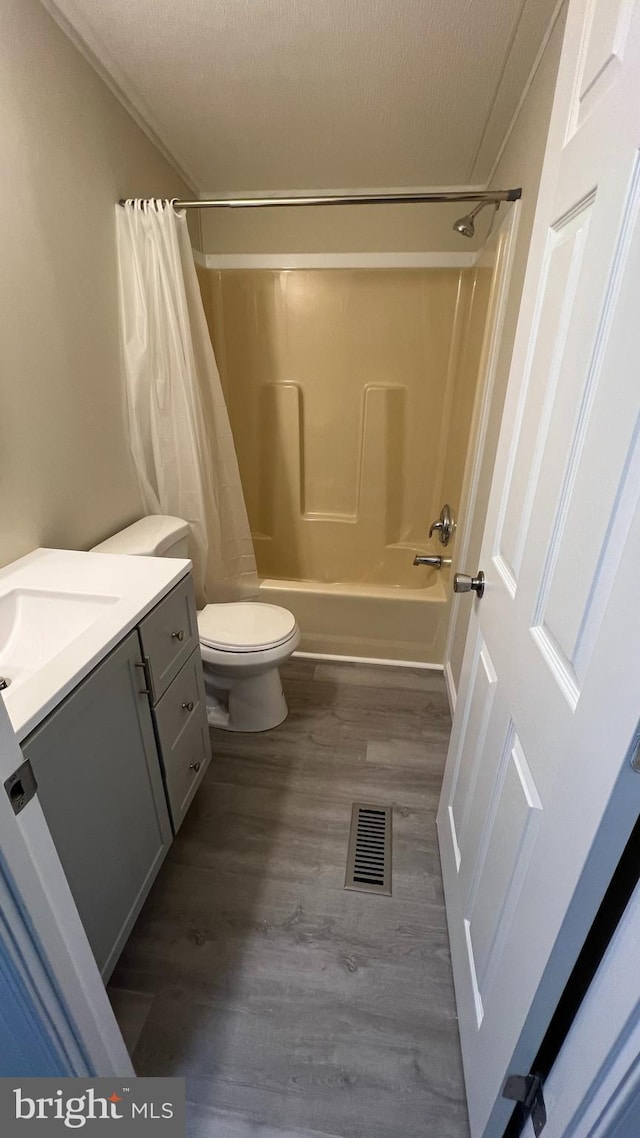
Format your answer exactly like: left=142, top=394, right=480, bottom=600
left=203, top=665, right=289, bottom=732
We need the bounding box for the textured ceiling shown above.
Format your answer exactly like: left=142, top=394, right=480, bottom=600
left=42, top=0, right=559, bottom=194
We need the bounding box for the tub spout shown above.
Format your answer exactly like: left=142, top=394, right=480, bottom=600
left=413, top=554, right=452, bottom=568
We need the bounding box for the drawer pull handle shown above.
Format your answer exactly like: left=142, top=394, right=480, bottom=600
left=172, top=629, right=185, bottom=641
left=190, top=761, right=202, bottom=773
left=182, top=700, right=194, bottom=712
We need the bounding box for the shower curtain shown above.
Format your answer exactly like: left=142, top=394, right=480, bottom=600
left=115, top=199, right=257, bottom=604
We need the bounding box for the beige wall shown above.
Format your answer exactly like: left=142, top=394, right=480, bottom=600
left=447, top=5, right=568, bottom=693
left=201, top=201, right=486, bottom=256
left=203, top=267, right=490, bottom=599
left=0, top=0, right=193, bottom=568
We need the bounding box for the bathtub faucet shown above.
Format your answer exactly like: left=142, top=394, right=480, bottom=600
left=413, top=554, right=452, bottom=568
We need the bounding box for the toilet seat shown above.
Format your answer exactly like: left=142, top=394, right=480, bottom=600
left=198, top=602, right=297, bottom=653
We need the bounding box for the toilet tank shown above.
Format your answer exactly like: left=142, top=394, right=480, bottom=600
left=90, top=516, right=191, bottom=558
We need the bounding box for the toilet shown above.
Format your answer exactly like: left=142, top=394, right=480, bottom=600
left=91, top=516, right=300, bottom=731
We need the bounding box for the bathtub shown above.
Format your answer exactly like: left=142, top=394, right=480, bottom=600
left=259, top=575, right=448, bottom=666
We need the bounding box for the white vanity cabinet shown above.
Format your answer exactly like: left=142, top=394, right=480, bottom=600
left=20, top=573, right=211, bottom=979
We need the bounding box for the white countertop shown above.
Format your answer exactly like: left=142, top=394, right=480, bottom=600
left=0, top=549, right=191, bottom=742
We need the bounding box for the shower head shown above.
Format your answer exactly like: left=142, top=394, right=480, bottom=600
left=453, top=199, right=500, bottom=238
left=453, top=210, right=478, bottom=238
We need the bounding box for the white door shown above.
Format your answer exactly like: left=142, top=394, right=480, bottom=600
left=437, top=1, right=640, bottom=1135
left=533, top=877, right=640, bottom=1138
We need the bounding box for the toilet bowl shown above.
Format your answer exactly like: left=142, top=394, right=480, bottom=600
left=198, top=603, right=300, bottom=731
left=91, top=516, right=300, bottom=732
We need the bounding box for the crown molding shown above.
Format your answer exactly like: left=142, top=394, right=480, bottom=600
left=39, top=0, right=562, bottom=212
left=39, top=0, right=200, bottom=195
left=485, top=0, right=568, bottom=185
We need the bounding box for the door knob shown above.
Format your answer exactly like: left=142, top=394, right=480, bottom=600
left=453, top=570, right=485, bottom=598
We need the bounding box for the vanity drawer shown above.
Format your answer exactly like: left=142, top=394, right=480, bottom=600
left=153, top=647, right=211, bottom=831
left=139, top=575, right=199, bottom=701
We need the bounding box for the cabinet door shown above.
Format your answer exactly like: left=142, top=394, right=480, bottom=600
left=22, top=632, right=172, bottom=979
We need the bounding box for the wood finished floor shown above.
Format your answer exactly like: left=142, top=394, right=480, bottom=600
left=108, top=659, right=469, bottom=1138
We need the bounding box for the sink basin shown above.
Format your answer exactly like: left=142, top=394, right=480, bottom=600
left=0, top=549, right=191, bottom=740
left=0, top=588, right=119, bottom=691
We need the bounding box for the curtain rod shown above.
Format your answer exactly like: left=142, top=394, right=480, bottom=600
left=119, top=188, right=522, bottom=210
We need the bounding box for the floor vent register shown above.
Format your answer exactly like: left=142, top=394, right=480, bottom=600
left=345, top=803, right=392, bottom=895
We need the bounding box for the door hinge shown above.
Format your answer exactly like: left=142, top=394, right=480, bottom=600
left=503, top=1073, right=547, bottom=1136
left=4, top=759, right=38, bottom=817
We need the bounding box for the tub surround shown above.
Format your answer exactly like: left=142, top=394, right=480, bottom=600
left=0, top=549, right=190, bottom=741
left=203, top=268, right=490, bottom=588
left=261, top=577, right=448, bottom=665
left=198, top=265, right=492, bottom=663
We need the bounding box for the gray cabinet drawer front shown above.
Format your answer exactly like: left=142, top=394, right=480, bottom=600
left=154, top=648, right=211, bottom=831
left=139, top=575, right=198, bottom=701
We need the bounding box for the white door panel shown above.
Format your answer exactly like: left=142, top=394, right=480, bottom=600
left=573, top=0, right=634, bottom=129
left=448, top=637, right=499, bottom=879
left=438, top=0, right=640, bottom=1134
left=494, top=202, right=591, bottom=595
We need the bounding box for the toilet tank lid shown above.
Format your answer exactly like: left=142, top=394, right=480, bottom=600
left=91, top=515, right=190, bottom=556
